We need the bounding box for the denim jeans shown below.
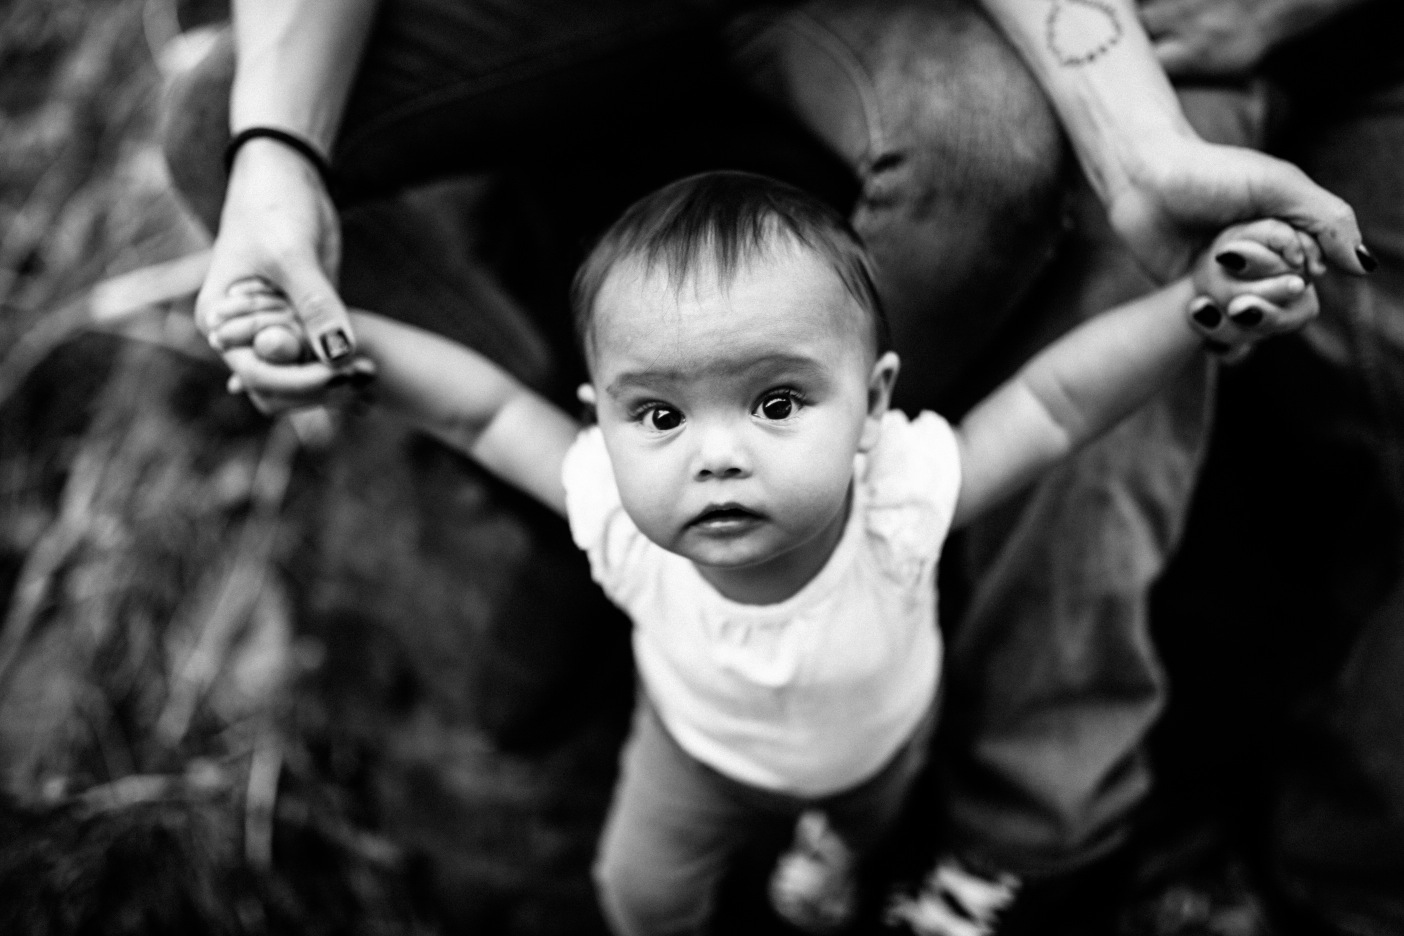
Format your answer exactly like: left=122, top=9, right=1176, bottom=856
left=163, top=0, right=1067, bottom=406
left=1269, top=76, right=1404, bottom=934
left=927, top=81, right=1290, bottom=877
left=594, top=698, right=932, bottom=935
left=1152, top=38, right=1404, bottom=931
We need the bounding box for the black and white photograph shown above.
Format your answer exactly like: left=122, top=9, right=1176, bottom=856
left=0, top=0, right=1399, bottom=933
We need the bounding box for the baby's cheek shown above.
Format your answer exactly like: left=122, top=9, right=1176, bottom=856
left=786, top=445, right=856, bottom=522
left=614, top=463, right=676, bottom=540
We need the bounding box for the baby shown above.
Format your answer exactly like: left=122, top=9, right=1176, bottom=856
left=208, top=172, right=1316, bottom=936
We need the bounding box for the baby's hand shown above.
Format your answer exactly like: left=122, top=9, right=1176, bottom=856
left=208, top=278, right=374, bottom=411
left=1187, top=219, right=1321, bottom=361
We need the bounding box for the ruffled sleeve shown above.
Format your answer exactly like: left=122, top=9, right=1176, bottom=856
left=560, top=426, right=651, bottom=605
left=860, top=410, right=963, bottom=584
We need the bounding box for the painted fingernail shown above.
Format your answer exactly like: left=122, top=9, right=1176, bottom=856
left=1356, top=245, right=1378, bottom=272
left=320, top=329, right=352, bottom=362
left=328, top=368, right=376, bottom=390
left=1216, top=251, right=1247, bottom=273
left=1190, top=299, right=1222, bottom=329
left=1230, top=306, right=1264, bottom=327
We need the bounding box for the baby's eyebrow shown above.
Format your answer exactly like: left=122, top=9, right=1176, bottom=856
left=605, top=353, right=826, bottom=398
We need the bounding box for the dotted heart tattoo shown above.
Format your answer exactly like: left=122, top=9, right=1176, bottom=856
left=1046, top=0, right=1123, bottom=66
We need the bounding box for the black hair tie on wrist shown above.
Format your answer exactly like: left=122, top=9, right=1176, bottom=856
left=224, top=127, right=336, bottom=193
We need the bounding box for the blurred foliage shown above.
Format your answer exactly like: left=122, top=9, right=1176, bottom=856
left=0, top=1, right=631, bottom=933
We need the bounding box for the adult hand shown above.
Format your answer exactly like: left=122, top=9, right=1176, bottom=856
left=1107, top=134, right=1373, bottom=282
left=1139, top=0, right=1355, bottom=78
left=195, top=137, right=355, bottom=411
left=206, top=278, right=375, bottom=415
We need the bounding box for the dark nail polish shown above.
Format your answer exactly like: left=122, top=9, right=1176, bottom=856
left=328, top=366, right=375, bottom=390
left=1357, top=245, right=1379, bottom=272
left=1230, top=307, right=1264, bottom=328
left=1191, top=304, right=1222, bottom=329
left=320, top=329, right=352, bottom=362
left=1216, top=251, right=1247, bottom=272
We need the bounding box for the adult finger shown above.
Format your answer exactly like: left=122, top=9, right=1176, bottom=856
left=1296, top=230, right=1327, bottom=279
left=1223, top=273, right=1308, bottom=318
left=1187, top=295, right=1228, bottom=339
left=211, top=292, right=285, bottom=323
left=1215, top=345, right=1254, bottom=365
left=253, top=325, right=307, bottom=364
left=229, top=382, right=318, bottom=418
left=1219, top=219, right=1305, bottom=269
left=1214, top=240, right=1297, bottom=280
left=223, top=347, right=340, bottom=398
left=210, top=307, right=300, bottom=348
left=1251, top=159, right=1372, bottom=274
left=1191, top=272, right=1308, bottom=335
left=1218, top=300, right=1292, bottom=340
left=227, top=276, right=281, bottom=299
left=1227, top=290, right=1317, bottom=331
left=278, top=259, right=356, bottom=365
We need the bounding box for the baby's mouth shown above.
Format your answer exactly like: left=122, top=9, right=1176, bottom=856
left=688, top=503, right=764, bottom=529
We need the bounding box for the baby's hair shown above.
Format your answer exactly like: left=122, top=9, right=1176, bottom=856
left=571, top=171, right=890, bottom=362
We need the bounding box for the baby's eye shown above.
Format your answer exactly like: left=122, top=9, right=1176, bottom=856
left=755, top=391, right=801, bottom=421
left=646, top=406, right=683, bottom=431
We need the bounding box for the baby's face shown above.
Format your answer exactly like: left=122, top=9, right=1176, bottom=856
left=587, top=242, right=895, bottom=598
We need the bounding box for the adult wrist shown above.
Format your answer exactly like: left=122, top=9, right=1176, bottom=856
left=225, top=126, right=336, bottom=193
left=1104, top=124, right=1202, bottom=205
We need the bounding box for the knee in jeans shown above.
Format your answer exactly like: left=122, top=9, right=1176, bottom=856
left=858, top=4, right=1066, bottom=232
left=159, top=28, right=234, bottom=233
left=593, top=851, right=712, bottom=936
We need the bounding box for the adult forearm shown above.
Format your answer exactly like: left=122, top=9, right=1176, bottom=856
left=231, top=0, right=379, bottom=152
left=978, top=0, right=1193, bottom=207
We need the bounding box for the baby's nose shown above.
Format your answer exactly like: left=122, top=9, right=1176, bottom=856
left=692, top=425, right=751, bottom=479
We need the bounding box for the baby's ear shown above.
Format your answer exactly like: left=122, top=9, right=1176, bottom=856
left=859, top=352, right=900, bottom=452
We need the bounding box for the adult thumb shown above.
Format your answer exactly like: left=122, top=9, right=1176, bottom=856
left=285, top=264, right=356, bottom=364
left=1257, top=160, right=1373, bottom=275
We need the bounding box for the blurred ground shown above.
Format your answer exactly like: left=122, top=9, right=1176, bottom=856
left=0, top=2, right=633, bottom=932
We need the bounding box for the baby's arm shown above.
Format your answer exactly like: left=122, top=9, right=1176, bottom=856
left=951, top=221, right=1315, bottom=528
left=209, top=284, right=580, bottom=516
